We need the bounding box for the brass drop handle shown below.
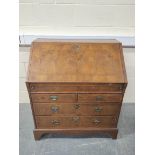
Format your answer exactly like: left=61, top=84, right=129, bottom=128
left=96, top=96, right=104, bottom=101
left=72, top=116, right=80, bottom=122
left=51, top=106, right=59, bottom=113
left=74, top=104, right=80, bottom=109
left=50, top=95, right=58, bottom=101
left=95, top=107, right=103, bottom=112
left=93, top=119, right=101, bottom=124
left=51, top=120, right=60, bottom=126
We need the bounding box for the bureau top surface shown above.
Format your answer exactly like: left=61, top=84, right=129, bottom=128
left=27, top=39, right=127, bottom=83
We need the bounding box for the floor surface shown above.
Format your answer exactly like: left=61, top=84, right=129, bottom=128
left=19, top=103, right=135, bottom=155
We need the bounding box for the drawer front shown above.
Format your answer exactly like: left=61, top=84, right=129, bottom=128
left=29, top=83, right=123, bottom=93
left=78, top=94, right=122, bottom=102
left=31, top=94, right=77, bottom=103
left=30, top=84, right=77, bottom=92
left=35, top=116, right=117, bottom=128
left=78, top=85, right=123, bottom=92
left=33, top=103, right=121, bottom=116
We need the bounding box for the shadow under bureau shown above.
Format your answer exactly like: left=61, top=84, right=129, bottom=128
left=26, top=39, right=127, bottom=140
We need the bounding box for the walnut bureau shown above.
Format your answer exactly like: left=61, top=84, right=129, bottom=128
left=26, top=39, right=127, bottom=140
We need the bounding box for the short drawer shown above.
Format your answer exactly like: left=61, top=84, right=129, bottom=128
left=31, top=93, right=77, bottom=103
left=77, top=84, right=123, bottom=92
left=78, top=94, right=122, bottom=102
left=35, top=116, right=117, bottom=128
left=29, top=84, right=77, bottom=92
left=33, top=103, right=121, bottom=116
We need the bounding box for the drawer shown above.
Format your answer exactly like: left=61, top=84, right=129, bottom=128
left=31, top=93, right=77, bottom=103
left=33, top=103, right=121, bottom=116
left=29, top=84, right=77, bottom=92
left=35, top=116, right=117, bottom=128
left=29, top=83, right=123, bottom=93
left=78, top=94, right=122, bottom=102
left=78, top=84, right=123, bottom=92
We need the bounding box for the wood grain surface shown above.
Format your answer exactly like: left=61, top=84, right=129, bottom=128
left=33, top=103, right=121, bottom=116
left=26, top=39, right=127, bottom=140
left=27, top=40, right=127, bottom=83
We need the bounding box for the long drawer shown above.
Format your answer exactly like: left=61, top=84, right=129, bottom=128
left=33, top=103, right=121, bottom=116
left=35, top=116, right=117, bottom=128
left=29, top=83, right=123, bottom=93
